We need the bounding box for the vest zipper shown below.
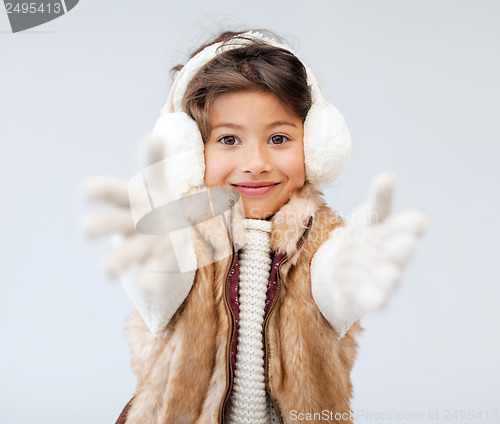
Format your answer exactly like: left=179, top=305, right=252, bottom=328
left=219, top=200, right=236, bottom=424
left=263, top=216, right=314, bottom=424
left=219, top=250, right=236, bottom=424
left=263, top=253, right=288, bottom=423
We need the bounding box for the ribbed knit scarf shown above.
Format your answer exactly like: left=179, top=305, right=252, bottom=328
left=226, top=219, right=280, bottom=424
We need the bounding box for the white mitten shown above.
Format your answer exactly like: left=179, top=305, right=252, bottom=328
left=80, top=134, right=195, bottom=334
left=311, top=172, right=428, bottom=338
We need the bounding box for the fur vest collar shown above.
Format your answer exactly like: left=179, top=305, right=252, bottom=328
left=119, top=184, right=361, bottom=424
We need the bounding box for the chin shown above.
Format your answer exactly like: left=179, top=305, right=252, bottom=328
left=243, top=205, right=277, bottom=220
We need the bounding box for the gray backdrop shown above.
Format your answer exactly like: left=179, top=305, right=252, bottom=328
left=1, top=0, right=499, bottom=423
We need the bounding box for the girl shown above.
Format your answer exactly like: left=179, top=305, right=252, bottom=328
left=83, top=30, right=427, bottom=424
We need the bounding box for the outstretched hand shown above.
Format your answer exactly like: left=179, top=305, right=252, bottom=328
left=79, top=135, right=174, bottom=285
left=324, top=172, right=428, bottom=321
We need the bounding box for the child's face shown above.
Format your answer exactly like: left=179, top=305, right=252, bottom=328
left=204, top=90, right=305, bottom=219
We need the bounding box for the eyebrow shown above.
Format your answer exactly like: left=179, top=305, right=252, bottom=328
left=211, top=121, right=298, bottom=130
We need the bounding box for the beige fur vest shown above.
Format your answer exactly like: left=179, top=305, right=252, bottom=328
left=120, top=184, right=361, bottom=424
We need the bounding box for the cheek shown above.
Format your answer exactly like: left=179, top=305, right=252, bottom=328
left=204, top=147, right=215, bottom=186
left=204, top=148, right=228, bottom=186
left=283, top=154, right=306, bottom=190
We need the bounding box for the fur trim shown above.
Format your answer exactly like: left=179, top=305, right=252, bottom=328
left=270, top=184, right=326, bottom=260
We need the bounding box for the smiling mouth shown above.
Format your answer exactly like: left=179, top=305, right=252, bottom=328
left=231, top=182, right=280, bottom=196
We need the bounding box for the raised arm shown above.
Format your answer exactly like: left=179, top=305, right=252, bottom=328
left=81, top=135, right=195, bottom=334
left=311, top=172, right=428, bottom=338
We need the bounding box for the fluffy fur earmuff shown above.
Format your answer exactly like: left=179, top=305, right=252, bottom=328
left=152, top=30, right=352, bottom=193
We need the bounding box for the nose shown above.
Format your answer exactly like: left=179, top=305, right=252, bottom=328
left=241, top=142, right=272, bottom=174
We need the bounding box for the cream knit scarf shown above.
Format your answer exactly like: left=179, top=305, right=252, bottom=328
left=226, top=219, right=280, bottom=424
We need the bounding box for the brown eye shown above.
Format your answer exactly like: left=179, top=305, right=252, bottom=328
left=269, top=135, right=289, bottom=145
left=219, top=136, right=239, bottom=145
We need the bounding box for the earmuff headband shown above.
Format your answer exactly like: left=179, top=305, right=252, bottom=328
left=154, top=30, right=352, bottom=194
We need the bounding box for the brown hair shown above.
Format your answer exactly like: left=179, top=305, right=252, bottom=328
left=171, top=30, right=312, bottom=142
